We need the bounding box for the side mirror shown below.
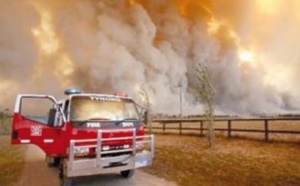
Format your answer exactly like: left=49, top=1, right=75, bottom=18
left=143, top=110, right=148, bottom=125
left=47, top=108, right=56, bottom=127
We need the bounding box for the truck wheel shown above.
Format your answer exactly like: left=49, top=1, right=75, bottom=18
left=120, top=169, right=135, bottom=178
left=46, top=156, right=60, bottom=168
left=46, top=155, right=54, bottom=167
left=53, top=157, right=61, bottom=167
left=61, top=176, right=73, bottom=186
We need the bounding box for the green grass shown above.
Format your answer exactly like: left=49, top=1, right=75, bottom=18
left=144, top=134, right=300, bottom=186
left=0, top=135, right=26, bottom=186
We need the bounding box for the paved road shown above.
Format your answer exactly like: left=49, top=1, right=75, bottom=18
left=15, top=145, right=177, bottom=186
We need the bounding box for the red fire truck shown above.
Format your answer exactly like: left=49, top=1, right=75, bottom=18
left=11, top=89, right=154, bottom=186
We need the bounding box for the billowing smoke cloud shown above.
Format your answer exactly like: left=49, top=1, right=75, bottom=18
left=1, top=0, right=300, bottom=115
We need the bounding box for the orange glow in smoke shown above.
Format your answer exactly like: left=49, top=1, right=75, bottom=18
left=256, top=0, right=281, bottom=14
left=239, top=49, right=254, bottom=64
left=31, top=2, right=74, bottom=87
left=176, top=0, right=189, bottom=16
left=31, top=10, right=59, bottom=55
left=207, top=17, right=222, bottom=35
left=27, top=0, right=300, bottom=100
left=128, top=0, right=136, bottom=6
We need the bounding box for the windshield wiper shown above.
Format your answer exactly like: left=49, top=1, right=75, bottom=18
left=115, top=118, right=138, bottom=125
left=76, top=117, right=110, bottom=126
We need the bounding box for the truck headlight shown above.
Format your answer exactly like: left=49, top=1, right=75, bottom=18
left=102, top=146, right=110, bottom=151
left=74, top=147, right=89, bottom=155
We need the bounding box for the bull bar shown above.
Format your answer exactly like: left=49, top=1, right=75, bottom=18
left=64, top=128, right=155, bottom=177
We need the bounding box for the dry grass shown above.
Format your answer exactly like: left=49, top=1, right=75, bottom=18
left=0, top=135, right=25, bottom=186
left=0, top=115, right=11, bottom=135
left=143, top=134, right=300, bottom=186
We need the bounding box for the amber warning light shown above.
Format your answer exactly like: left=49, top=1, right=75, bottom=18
left=114, top=91, right=128, bottom=97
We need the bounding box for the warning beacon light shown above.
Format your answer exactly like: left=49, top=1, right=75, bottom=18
left=114, top=91, right=128, bottom=97
left=64, top=88, right=82, bottom=95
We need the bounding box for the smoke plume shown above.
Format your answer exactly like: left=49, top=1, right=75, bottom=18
left=1, top=0, right=300, bottom=115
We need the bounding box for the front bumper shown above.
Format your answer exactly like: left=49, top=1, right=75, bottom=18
left=65, top=151, right=153, bottom=177
left=64, top=129, right=154, bottom=177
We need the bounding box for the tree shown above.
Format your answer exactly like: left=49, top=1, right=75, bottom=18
left=197, top=63, right=215, bottom=147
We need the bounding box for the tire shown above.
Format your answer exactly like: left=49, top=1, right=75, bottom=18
left=120, top=169, right=135, bottom=178
left=53, top=157, right=61, bottom=167
left=61, top=176, right=73, bottom=186
left=46, top=156, right=61, bottom=168
left=46, top=155, right=54, bottom=167
left=59, top=158, right=73, bottom=186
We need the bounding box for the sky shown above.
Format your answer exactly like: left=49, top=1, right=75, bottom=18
left=1, top=0, right=300, bottom=115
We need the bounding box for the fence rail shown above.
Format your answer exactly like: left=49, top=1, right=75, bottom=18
left=151, top=117, right=300, bottom=141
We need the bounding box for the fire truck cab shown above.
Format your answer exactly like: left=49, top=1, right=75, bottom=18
left=11, top=89, right=154, bottom=186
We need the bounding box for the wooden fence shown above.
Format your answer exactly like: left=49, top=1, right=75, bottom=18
left=2, top=115, right=300, bottom=141
left=151, top=117, right=300, bottom=141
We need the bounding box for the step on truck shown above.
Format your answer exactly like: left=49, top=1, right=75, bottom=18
left=11, top=89, right=155, bottom=186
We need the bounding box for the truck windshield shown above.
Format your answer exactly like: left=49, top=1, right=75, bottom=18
left=69, top=96, right=139, bottom=122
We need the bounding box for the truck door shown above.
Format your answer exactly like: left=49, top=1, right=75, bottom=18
left=11, top=95, right=65, bottom=155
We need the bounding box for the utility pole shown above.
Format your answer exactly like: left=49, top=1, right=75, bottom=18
left=179, top=82, right=183, bottom=118
left=179, top=82, right=183, bottom=135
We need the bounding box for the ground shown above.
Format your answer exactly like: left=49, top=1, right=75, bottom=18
left=1, top=132, right=300, bottom=186
left=144, top=134, right=300, bottom=186
left=13, top=144, right=177, bottom=186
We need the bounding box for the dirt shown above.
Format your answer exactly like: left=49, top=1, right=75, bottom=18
left=144, top=134, right=300, bottom=186
left=14, top=145, right=177, bottom=186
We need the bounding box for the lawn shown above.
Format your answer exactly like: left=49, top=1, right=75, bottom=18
left=144, top=134, right=300, bottom=186
left=0, top=135, right=25, bottom=186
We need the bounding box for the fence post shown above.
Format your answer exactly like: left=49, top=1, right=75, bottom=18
left=200, top=121, right=203, bottom=135
left=163, top=122, right=166, bottom=134
left=179, top=121, right=182, bottom=135
left=264, top=120, right=269, bottom=141
left=228, top=120, right=232, bottom=138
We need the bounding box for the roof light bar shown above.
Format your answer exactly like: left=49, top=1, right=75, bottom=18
left=64, top=88, right=82, bottom=95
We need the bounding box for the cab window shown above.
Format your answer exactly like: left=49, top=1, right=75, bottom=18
left=20, top=97, right=55, bottom=125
